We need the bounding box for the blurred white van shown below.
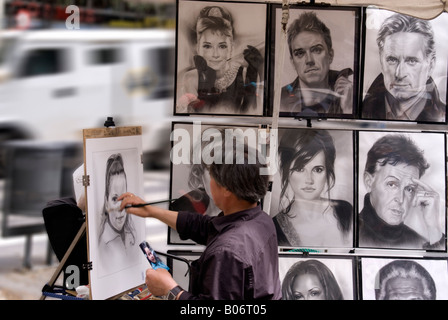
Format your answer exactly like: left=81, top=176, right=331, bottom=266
left=0, top=28, right=175, bottom=168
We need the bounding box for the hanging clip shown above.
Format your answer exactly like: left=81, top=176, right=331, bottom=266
left=83, top=261, right=93, bottom=271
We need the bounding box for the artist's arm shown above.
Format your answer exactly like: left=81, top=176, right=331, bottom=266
left=118, top=192, right=178, bottom=231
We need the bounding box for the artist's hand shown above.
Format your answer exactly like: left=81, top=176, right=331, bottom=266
left=118, top=192, right=149, bottom=218
left=411, top=178, right=443, bottom=243
left=145, top=268, right=179, bottom=297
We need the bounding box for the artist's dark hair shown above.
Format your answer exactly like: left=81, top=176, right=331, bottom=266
left=208, top=137, right=268, bottom=204
left=365, top=134, right=429, bottom=178
left=377, top=13, right=435, bottom=61
left=282, top=259, right=344, bottom=300
left=287, top=11, right=332, bottom=58
left=377, top=260, right=436, bottom=300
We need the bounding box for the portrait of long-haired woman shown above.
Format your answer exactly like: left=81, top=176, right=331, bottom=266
left=281, top=259, right=349, bottom=300
left=271, top=128, right=354, bottom=248
left=97, top=153, right=137, bottom=275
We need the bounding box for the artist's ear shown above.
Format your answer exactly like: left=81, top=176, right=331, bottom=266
left=222, top=187, right=233, bottom=198
left=363, top=172, right=374, bottom=192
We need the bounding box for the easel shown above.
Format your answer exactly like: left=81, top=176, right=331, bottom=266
left=40, top=219, right=191, bottom=300
left=41, top=118, right=190, bottom=300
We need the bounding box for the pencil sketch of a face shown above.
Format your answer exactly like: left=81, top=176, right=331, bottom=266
left=357, top=131, right=446, bottom=251
left=93, top=151, right=141, bottom=278
left=279, top=257, right=355, bottom=300
left=361, top=257, right=448, bottom=300
left=271, top=128, right=354, bottom=248
left=98, top=153, right=136, bottom=248
left=175, top=0, right=267, bottom=116
left=361, top=9, right=448, bottom=122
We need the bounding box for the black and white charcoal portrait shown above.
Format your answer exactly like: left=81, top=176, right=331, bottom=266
left=361, top=8, right=448, bottom=122
left=175, top=1, right=266, bottom=116
left=169, top=123, right=262, bottom=244
left=361, top=257, right=448, bottom=300
left=272, top=6, right=359, bottom=118
left=279, top=256, right=355, bottom=300
left=358, top=131, right=446, bottom=251
left=270, top=128, right=354, bottom=248
left=92, top=150, right=143, bottom=277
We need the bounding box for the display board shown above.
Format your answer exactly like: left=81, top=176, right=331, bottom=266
left=166, top=0, right=448, bottom=300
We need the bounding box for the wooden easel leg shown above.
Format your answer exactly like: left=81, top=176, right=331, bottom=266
left=40, top=222, right=86, bottom=300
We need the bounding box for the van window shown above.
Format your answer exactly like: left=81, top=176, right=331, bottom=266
left=146, top=46, right=174, bottom=99
left=88, top=48, right=123, bottom=65
left=19, top=48, right=68, bottom=78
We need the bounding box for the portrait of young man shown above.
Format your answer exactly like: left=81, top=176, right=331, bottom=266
left=357, top=131, right=446, bottom=251
left=361, top=8, right=448, bottom=123
left=271, top=6, right=360, bottom=119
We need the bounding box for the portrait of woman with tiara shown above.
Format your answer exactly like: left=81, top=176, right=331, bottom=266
left=176, top=1, right=267, bottom=115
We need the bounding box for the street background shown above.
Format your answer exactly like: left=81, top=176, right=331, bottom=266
left=0, top=0, right=180, bottom=299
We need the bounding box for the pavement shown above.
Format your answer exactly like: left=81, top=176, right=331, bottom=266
left=0, top=170, right=173, bottom=300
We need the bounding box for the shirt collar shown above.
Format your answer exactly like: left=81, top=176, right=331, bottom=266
left=101, top=220, right=132, bottom=246
left=385, top=80, right=434, bottom=120
left=211, top=204, right=262, bottom=233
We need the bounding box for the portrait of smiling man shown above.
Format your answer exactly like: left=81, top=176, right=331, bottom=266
left=358, top=132, right=445, bottom=250
left=278, top=9, right=356, bottom=117
left=362, top=11, right=447, bottom=122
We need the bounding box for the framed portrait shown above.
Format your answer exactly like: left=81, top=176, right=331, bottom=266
left=174, top=0, right=268, bottom=116
left=269, top=4, right=361, bottom=119
left=166, top=250, right=203, bottom=290
left=357, top=130, right=447, bottom=251
left=168, top=121, right=269, bottom=244
left=83, top=127, right=147, bottom=300
left=360, top=256, right=448, bottom=300
left=270, top=128, right=355, bottom=249
left=279, top=254, right=357, bottom=300
left=360, top=8, right=448, bottom=124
